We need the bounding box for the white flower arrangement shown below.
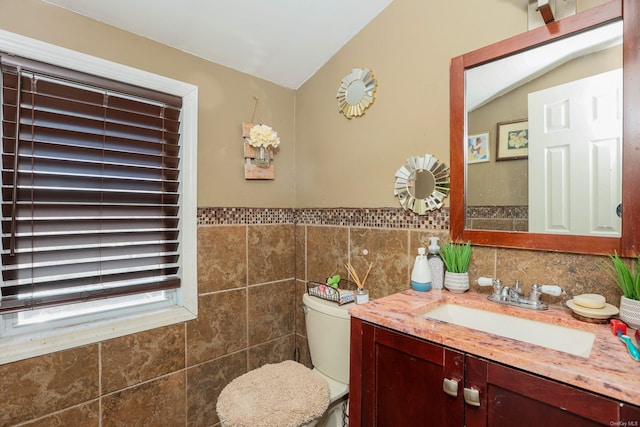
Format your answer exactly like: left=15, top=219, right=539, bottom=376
left=247, top=124, right=280, bottom=148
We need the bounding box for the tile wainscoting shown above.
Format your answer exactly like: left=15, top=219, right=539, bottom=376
left=0, top=207, right=620, bottom=427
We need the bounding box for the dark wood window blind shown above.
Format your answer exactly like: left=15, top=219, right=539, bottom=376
left=0, top=54, right=183, bottom=314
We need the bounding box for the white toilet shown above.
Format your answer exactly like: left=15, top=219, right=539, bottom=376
left=216, top=292, right=352, bottom=427
left=302, top=292, right=351, bottom=426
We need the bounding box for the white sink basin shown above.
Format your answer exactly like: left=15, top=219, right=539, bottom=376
left=422, top=303, right=595, bottom=357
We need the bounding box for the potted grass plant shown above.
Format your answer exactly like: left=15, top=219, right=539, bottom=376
left=441, top=241, right=472, bottom=293
left=601, top=253, right=640, bottom=328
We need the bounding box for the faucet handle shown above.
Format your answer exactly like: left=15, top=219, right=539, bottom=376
left=540, top=285, right=563, bottom=296
left=529, top=284, right=564, bottom=300
left=477, top=277, right=502, bottom=295
left=477, top=277, right=494, bottom=286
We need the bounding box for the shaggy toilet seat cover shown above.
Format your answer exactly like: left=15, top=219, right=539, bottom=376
left=216, top=360, right=330, bottom=427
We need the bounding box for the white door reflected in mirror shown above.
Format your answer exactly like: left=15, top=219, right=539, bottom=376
left=528, top=69, right=622, bottom=236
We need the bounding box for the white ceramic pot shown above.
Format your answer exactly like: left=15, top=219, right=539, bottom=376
left=619, top=295, right=640, bottom=329
left=444, top=271, right=469, bottom=293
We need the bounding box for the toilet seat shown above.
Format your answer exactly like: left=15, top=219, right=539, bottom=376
left=216, top=360, right=330, bottom=427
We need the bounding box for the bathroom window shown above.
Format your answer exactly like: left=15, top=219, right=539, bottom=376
left=0, top=30, right=198, bottom=364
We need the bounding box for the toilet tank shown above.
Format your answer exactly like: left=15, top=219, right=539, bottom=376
left=302, top=293, right=351, bottom=385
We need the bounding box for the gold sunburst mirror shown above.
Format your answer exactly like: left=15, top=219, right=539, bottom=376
left=336, top=68, right=377, bottom=119
left=394, top=154, right=450, bottom=215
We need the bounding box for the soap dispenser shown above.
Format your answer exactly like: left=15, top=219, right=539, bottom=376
left=427, top=237, right=444, bottom=289
left=411, top=247, right=432, bottom=292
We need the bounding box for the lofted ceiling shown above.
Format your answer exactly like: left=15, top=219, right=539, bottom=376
left=43, top=0, right=394, bottom=89
left=466, top=20, right=623, bottom=112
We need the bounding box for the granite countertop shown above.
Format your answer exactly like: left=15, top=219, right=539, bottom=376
left=348, top=289, right=640, bottom=407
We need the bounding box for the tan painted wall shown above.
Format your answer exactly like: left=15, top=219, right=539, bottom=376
left=294, top=0, right=526, bottom=208
left=295, top=0, right=609, bottom=208
left=0, top=0, right=609, bottom=210
left=0, top=0, right=296, bottom=208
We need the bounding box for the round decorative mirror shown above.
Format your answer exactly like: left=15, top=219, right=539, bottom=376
left=394, top=154, right=450, bottom=215
left=336, top=68, right=377, bottom=119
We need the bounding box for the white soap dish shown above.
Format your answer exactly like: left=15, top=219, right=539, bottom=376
left=566, top=299, right=618, bottom=320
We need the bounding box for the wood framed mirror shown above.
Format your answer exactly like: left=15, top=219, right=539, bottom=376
left=450, top=0, right=640, bottom=257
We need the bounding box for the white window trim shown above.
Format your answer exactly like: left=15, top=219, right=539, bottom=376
left=0, top=30, right=198, bottom=365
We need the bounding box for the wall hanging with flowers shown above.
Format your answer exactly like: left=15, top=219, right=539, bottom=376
left=242, top=121, right=280, bottom=180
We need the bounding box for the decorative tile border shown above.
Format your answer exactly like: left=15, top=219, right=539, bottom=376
left=197, top=207, right=296, bottom=225
left=465, top=205, right=528, bottom=220
left=197, top=207, right=449, bottom=230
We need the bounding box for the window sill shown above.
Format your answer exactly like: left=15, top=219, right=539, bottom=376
left=0, top=304, right=196, bottom=365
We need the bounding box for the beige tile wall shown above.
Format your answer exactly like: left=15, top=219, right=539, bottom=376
left=0, top=208, right=623, bottom=426
left=1, top=221, right=297, bottom=427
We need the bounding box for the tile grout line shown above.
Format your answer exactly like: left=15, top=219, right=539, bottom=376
left=407, top=229, right=412, bottom=285
left=347, top=226, right=351, bottom=280
left=184, top=321, right=188, bottom=426
left=98, top=342, right=102, bottom=427
left=245, top=224, right=250, bottom=373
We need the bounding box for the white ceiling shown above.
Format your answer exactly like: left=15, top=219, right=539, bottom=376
left=43, top=0, right=394, bottom=89
left=466, top=20, right=622, bottom=112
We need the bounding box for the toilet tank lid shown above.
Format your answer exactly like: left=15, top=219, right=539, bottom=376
left=303, top=293, right=352, bottom=320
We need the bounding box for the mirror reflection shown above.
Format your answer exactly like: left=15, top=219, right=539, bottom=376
left=394, top=154, right=450, bottom=215
left=336, top=68, right=377, bottom=119
left=465, top=20, right=622, bottom=237
left=410, top=170, right=436, bottom=200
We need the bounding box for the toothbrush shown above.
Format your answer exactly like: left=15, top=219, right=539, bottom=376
left=610, top=319, right=640, bottom=362
left=617, top=332, right=640, bottom=362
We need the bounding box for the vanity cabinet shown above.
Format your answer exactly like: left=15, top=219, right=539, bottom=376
left=349, top=318, right=640, bottom=427
left=349, top=318, right=464, bottom=426
left=464, top=354, right=640, bottom=427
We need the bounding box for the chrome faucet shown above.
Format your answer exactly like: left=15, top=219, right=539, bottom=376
left=501, top=279, right=524, bottom=299
left=477, top=277, right=564, bottom=310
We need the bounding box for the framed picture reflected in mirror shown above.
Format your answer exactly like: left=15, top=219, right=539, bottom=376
left=497, top=119, right=528, bottom=161
left=467, top=132, right=490, bottom=164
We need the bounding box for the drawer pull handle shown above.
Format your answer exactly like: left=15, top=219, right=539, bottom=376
left=464, top=387, right=481, bottom=407
left=443, top=378, right=459, bottom=397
